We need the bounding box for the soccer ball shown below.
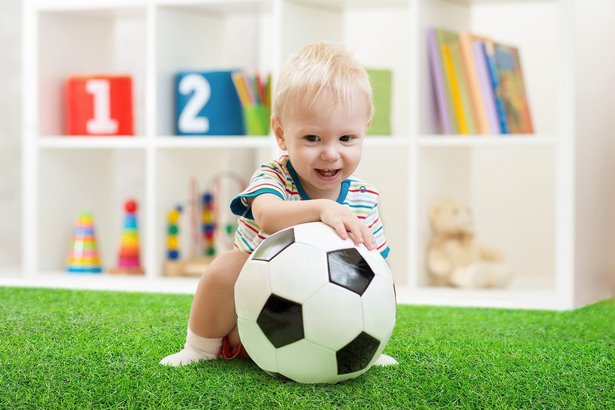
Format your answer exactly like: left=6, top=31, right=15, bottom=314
left=234, top=222, right=396, bottom=384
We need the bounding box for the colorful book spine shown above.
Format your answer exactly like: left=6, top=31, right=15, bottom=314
left=472, top=40, right=501, bottom=134
left=435, top=29, right=461, bottom=134
left=450, top=42, right=476, bottom=134
left=482, top=42, right=509, bottom=134
left=459, top=34, right=489, bottom=134
left=442, top=43, right=467, bottom=134
left=436, top=28, right=478, bottom=135
left=494, top=44, right=534, bottom=134
left=427, top=28, right=453, bottom=134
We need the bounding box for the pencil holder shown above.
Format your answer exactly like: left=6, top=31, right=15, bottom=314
left=243, top=105, right=270, bottom=136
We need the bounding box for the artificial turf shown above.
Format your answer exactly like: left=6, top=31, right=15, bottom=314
left=0, top=287, right=613, bottom=409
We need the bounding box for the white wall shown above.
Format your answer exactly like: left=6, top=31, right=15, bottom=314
left=0, top=0, right=21, bottom=272
left=573, top=0, right=615, bottom=305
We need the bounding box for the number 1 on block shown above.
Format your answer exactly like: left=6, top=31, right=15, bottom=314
left=65, top=75, right=134, bottom=136
left=86, top=79, right=119, bottom=134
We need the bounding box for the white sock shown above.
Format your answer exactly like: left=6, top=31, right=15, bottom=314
left=374, top=354, right=398, bottom=366
left=159, top=328, right=222, bottom=367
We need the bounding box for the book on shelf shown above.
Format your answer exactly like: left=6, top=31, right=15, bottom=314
left=449, top=41, right=477, bottom=134
left=471, top=39, right=501, bottom=134
left=431, top=28, right=477, bottom=135
left=366, top=68, right=392, bottom=135
left=459, top=33, right=494, bottom=134
left=493, top=43, right=534, bottom=134
left=441, top=43, right=464, bottom=133
left=428, top=27, right=534, bottom=136
left=427, top=28, right=453, bottom=134
left=482, top=41, right=510, bottom=134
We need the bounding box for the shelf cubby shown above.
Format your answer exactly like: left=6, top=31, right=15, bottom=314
left=153, top=147, right=262, bottom=275
left=37, top=7, right=147, bottom=136
left=415, top=144, right=556, bottom=290
left=37, top=148, right=146, bottom=273
left=155, top=1, right=275, bottom=136
left=416, top=0, right=560, bottom=136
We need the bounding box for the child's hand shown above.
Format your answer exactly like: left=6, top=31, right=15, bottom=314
left=318, top=200, right=377, bottom=251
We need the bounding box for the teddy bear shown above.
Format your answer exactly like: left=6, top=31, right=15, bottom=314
left=426, top=199, right=512, bottom=288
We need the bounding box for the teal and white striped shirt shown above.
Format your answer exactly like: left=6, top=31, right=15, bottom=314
left=230, top=155, right=390, bottom=259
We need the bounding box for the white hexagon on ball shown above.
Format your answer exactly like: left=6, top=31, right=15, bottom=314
left=276, top=339, right=338, bottom=384
left=293, top=222, right=355, bottom=253
left=234, top=260, right=271, bottom=322
left=302, top=284, right=363, bottom=351
left=268, top=243, right=329, bottom=303
left=361, top=275, right=396, bottom=340
left=236, top=318, right=278, bottom=373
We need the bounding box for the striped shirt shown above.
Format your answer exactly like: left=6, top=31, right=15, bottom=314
left=230, top=155, right=390, bottom=259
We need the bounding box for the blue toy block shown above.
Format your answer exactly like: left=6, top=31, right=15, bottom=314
left=175, top=70, right=244, bottom=136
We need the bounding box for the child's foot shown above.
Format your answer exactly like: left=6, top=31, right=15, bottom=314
left=160, top=330, right=223, bottom=367
left=374, top=354, right=398, bottom=366
left=159, top=345, right=217, bottom=367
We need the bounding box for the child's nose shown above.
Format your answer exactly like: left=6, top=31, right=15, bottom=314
left=321, top=144, right=340, bottom=161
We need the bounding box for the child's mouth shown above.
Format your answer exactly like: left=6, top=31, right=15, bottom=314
left=316, top=168, right=340, bottom=178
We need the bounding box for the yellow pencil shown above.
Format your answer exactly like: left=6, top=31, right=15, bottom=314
left=232, top=72, right=250, bottom=106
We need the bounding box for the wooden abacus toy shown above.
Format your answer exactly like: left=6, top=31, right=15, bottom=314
left=163, top=174, right=245, bottom=277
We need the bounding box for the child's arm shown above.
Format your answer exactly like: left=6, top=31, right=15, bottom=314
left=251, top=193, right=377, bottom=251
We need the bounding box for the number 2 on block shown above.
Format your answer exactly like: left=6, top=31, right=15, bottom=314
left=86, top=79, right=119, bottom=134
left=178, top=74, right=211, bottom=134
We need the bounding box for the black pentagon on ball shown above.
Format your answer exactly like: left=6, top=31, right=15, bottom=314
left=252, top=228, right=295, bottom=261
left=336, top=332, right=380, bottom=375
left=327, top=248, right=375, bottom=295
left=257, top=294, right=304, bottom=348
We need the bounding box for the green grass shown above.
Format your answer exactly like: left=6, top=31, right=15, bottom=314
left=0, top=287, right=613, bottom=409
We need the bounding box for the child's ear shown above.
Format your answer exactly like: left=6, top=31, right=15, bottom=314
left=272, top=116, right=287, bottom=150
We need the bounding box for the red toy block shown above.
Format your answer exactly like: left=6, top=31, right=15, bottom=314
left=65, top=75, right=134, bottom=136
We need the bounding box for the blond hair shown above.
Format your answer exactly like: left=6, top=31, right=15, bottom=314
left=272, top=41, right=373, bottom=124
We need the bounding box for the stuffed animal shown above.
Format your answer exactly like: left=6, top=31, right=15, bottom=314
left=426, top=199, right=512, bottom=288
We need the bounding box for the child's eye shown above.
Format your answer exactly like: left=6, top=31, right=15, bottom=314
left=304, top=135, right=319, bottom=142
left=340, top=135, right=355, bottom=142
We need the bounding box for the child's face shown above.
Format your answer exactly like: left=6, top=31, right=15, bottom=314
left=273, top=90, right=370, bottom=200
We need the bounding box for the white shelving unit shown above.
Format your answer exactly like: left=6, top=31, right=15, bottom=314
left=17, top=0, right=615, bottom=310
